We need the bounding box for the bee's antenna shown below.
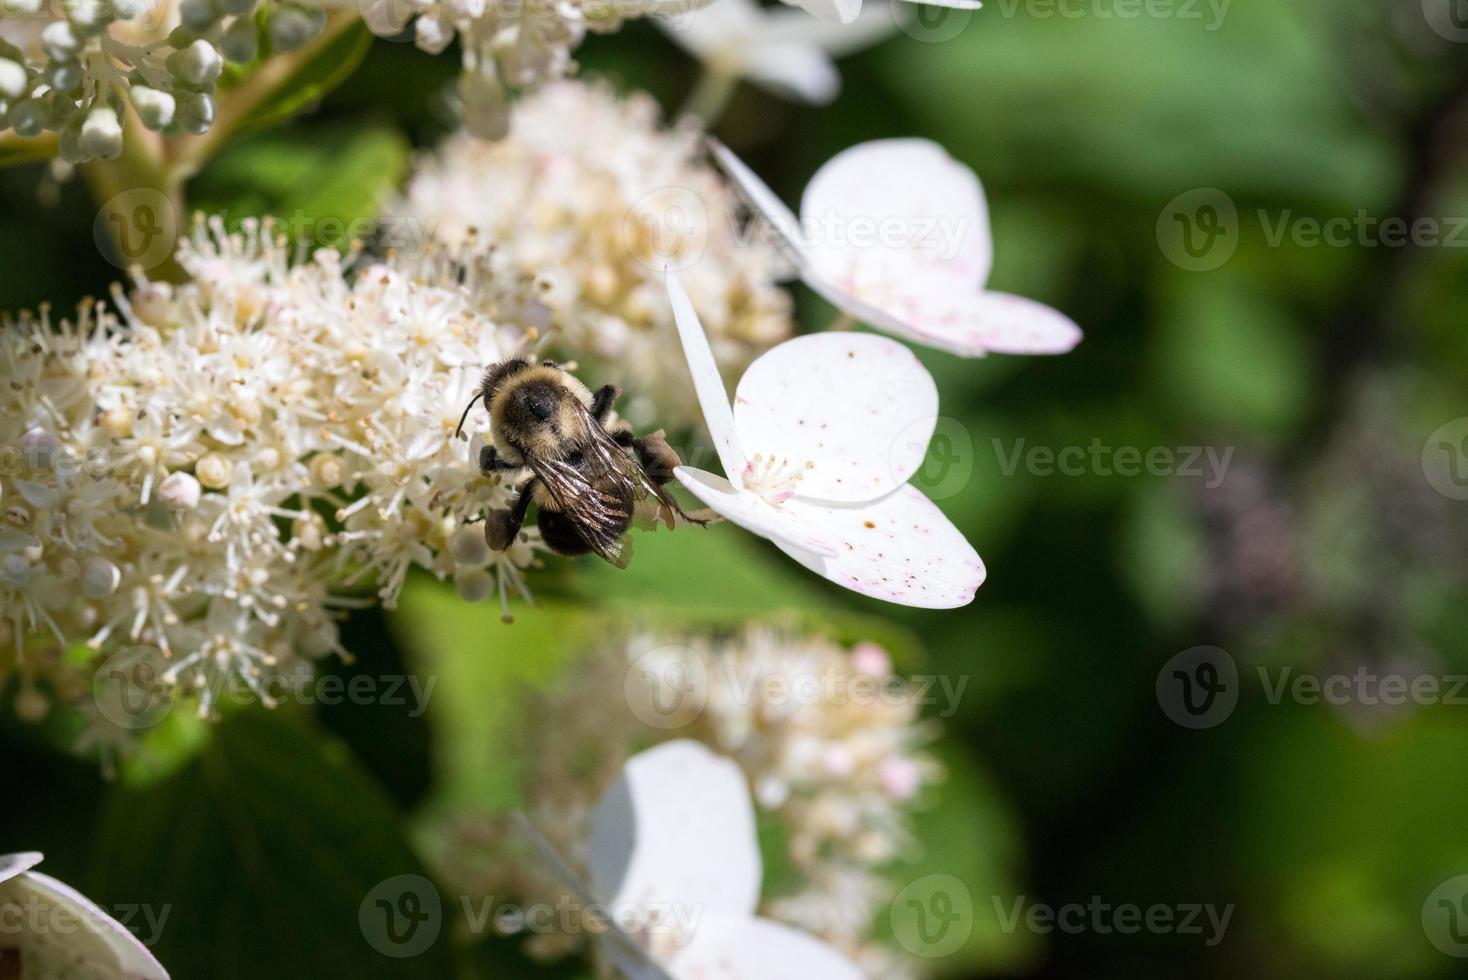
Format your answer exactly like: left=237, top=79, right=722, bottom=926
left=455, top=394, right=480, bottom=441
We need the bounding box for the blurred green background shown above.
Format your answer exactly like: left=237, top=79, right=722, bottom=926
left=4, top=0, right=1468, bottom=977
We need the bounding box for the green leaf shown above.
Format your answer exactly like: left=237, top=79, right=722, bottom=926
left=88, top=708, right=455, bottom=979
left=192, top=122, right=409, bottom=248
left=227, top=20, right=374, bottom=140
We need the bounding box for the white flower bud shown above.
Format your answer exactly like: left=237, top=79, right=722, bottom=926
left=20, top=428, right=60, bottom=470
left=79, top=105, right=123, bottom=160
left=67, top=0, right=111, bottom=32
left=130, top=85, right=174, bottom=130
left=195, top=453, right=230, bottom=489
left=158, top=471, right=202, bottom=510
left=220, top=17, right=258, bottom=63
left=179, top=0, right=220, bottom=31
left=48, top=61, right=82, bottom=94
left=174, top=90, right=215, bottom=133
left=14, top=685, right=49, bottom=722
left=41, top=22, right=80, bottom=60
left=449, top=524, right=490, bottom=566
left=414, top=14, right=453, bottom=53
left=454, top=567, right=495, bottom=603
left=167, top=39, right=223, bottom=86
left=80, top=556, right=122, bottom=598
left=109, top=0, right=154, bottom=18
left=0, top=59, right=27, bottom=102
left=270, top=4, right=325, bottom=51
left=308, top=453, right=343, bottom=489
left=0, top=554, right=32, bottom=588
left=9, top=98, right=46, bottom=137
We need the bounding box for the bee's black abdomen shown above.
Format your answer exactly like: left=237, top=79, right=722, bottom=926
left=537, top=509, right=596, bottom=556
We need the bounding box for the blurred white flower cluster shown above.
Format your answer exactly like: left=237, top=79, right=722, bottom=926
left=0, top=0, right=331, bottom=162
left=437, top=627, right=937, bottom=980
left=392, top=79, right=793, bottom=428
left=0, top=216, right=542, bottom=727
left=365, top=0, right=683, bottom=139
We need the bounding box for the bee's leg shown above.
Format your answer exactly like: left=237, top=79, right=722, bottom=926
left=478, top=444, right=522, bottom=474
left=589, top=384, right=622, bottom=425
left=628, top=430, right=710, bottom=526
left=484, top=478, right=536, bottom=551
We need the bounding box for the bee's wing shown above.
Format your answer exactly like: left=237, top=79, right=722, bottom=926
left=524, top=452, right=634, bottom=569
left=580, top=416, right=688, bottom=531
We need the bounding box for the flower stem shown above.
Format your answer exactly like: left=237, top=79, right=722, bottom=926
left=681, top=69, right=739, bottom=127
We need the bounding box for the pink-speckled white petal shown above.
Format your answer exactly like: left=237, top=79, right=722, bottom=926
left=0, top=851, right=43, bottom=886
left=0, top=869, right=171, bottom=979
left=776, top=485, right=984, bottom=608
left=942, top=290, right=1083, bottom=355
left=799, top=139, right=992, bottom=294
left=732, top=333, right=937, bottom=502
left=588, top=741, right=761, bottom=921
left=665, top=914, right=865, bottom=980
left=775, top=0, right=862, bottom=26
left=667, top=272, right=747, bottom=490
left=674, top=468, right=840, bottom=558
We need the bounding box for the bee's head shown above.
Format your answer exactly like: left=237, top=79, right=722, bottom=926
left=491, top=363, right=588, bottom=458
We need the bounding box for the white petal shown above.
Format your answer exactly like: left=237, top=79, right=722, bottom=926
left=777, top=0, right=862, bottom=23
left=739, top=43, right=840, bottom=104
left=908, top=290, right=1083, bottom=356
left=706, top=139, right=803, bottom=263
left=764, top=2, right=898, bottom=56
left=0, top=851, right=43, bottom=886
left=899, top=0, right=983, bottom=7
left=674, top=467, right=839, bottom=558
left=665, top=914, right=866, bottom=980
left=0, top=869, right=170, bottom=979
left=667, top=272, right=747, bottom=490
left=776, top=486, right=984, bottom=608
left=588, top=740, right=761, bottom=920
left=733, top=333, right=936, bottom=501
left=800, top=138, right=992, bottom=292
left=678, top=471, right=983, bottom=607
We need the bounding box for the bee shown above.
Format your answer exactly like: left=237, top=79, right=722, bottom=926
left=456, top=358, right=704, bottom=567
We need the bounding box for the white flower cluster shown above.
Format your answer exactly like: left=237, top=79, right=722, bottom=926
left=365, top=0, right=676, bottom=140
left=0, top=216, right=542, bottom=727
left=392, top=79, right=793, bottom=429
left=0, top=0, right=329, bottom=161
left=435, top=627, right=937, bottom=980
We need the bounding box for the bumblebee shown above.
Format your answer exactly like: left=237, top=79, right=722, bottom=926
left=456, top=359, right=703, bottom=567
